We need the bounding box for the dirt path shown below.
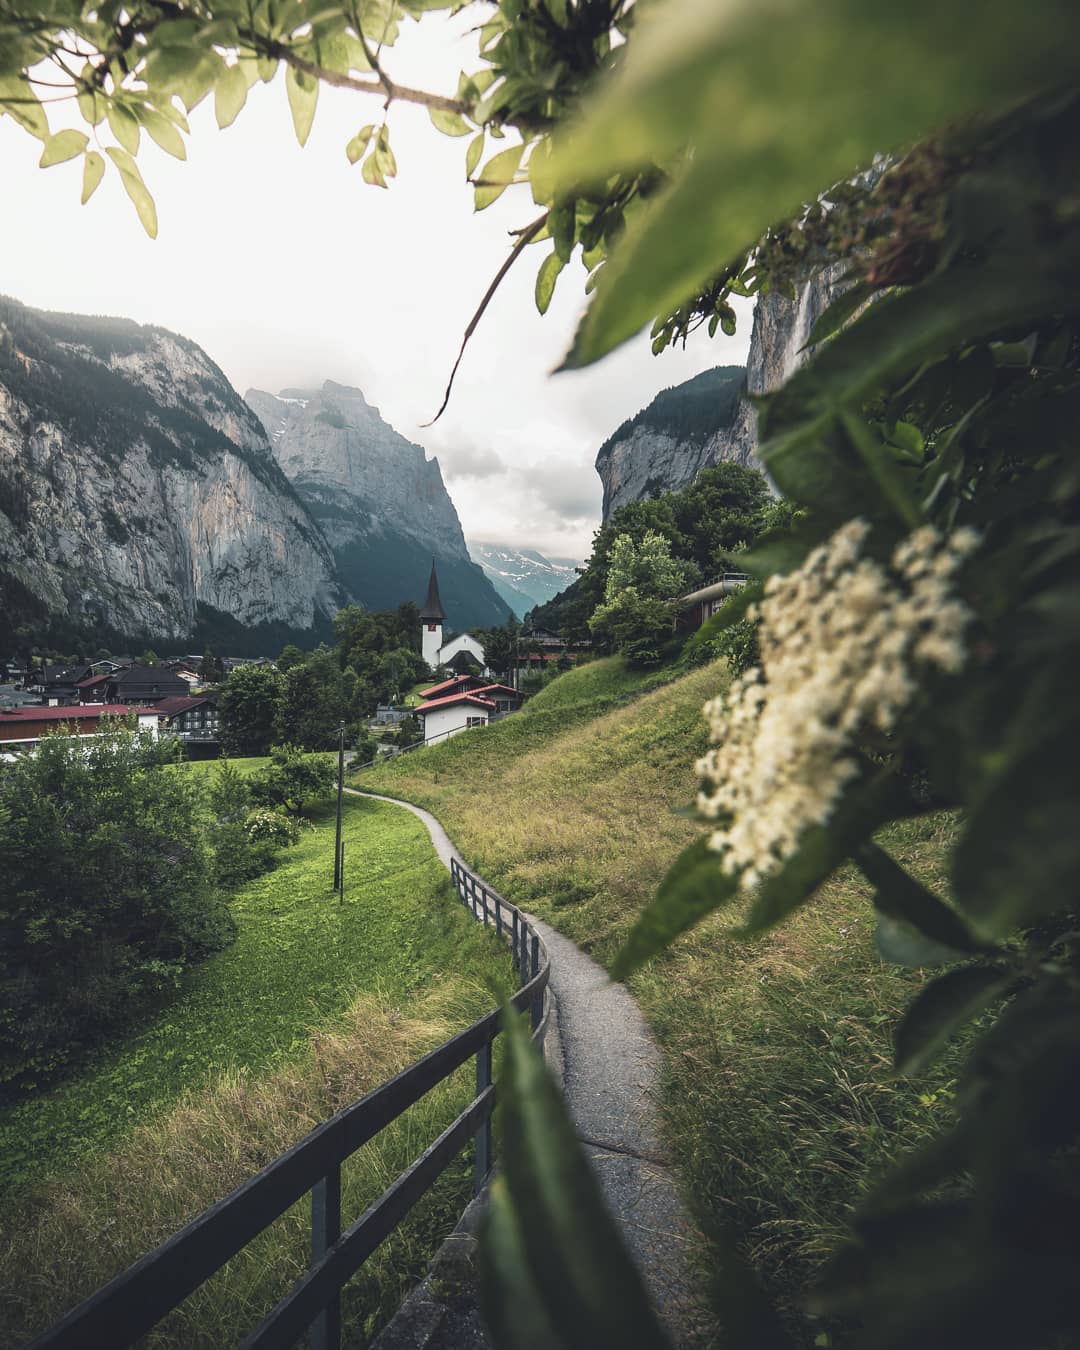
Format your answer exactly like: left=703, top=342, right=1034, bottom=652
left=350, top=789, right=700, bottom=1346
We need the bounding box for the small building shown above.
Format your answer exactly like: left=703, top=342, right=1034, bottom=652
left=417, top=560, right=490, bottom=676
left=156, top=695, right=222, bottom=745
left=79, top=664, right=188, bottom=706
left=418, top=674, right=495, bottom=701
left=416, top=691, right=497, bottom=744
left=675, top=574, right=749, bottom=631
left=0, top=704, right=159, bottom=755
left=29, top=663, right=91, bottom=705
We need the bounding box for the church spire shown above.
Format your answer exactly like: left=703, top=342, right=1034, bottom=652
left=419, top=558, right=446, bottom=622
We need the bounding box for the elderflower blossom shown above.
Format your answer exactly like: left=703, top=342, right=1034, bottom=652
left=697, top=519, right=979, bottom=889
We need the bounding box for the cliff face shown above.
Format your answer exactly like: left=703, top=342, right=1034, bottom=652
left=0, top=298, right=339, bottom=645
left=595, top=266, right=849, bottom=518
left=246, top=382, right=512, bottom=630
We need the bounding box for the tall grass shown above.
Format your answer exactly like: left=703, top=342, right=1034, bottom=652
left=366, top=658, right=966, bottom=1342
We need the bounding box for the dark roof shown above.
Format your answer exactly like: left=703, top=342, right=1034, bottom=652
left=417, top=692, right=495, bottom=713
left=155, top=695, right=217, bottom=716
left=419, top=559, right=446, bottom=622
left=0, top=704, right=157, bottom=722
left=75, top=673, right=110, bottom=688
left=418, top=674, right=483, bottom=699
left=473, top=683, right=521, bottom=698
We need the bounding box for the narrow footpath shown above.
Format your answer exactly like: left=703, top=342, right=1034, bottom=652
left=350, top=790, right=701, bottom=1348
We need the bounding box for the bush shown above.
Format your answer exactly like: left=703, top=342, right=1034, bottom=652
left=244, top=807, right=302, bottom=845
left=249, top=744, right=335, bottom=815
left=0, top=724, right=236, bottom=1094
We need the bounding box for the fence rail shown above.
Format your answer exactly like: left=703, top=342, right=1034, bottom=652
left=29, top=856, right=549, bottom=1350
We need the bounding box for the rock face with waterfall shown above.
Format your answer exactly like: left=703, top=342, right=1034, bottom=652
left=245, top=382, right=512, bottom=629
left=0, top=297, right=341, bottom=649
left=595, top=264, right=848, bottom=518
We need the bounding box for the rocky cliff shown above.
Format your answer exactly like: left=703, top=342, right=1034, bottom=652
left=0, top=298, right=341, bottom=649
left=246, top=382, right=512, bottom=630
left=595, top=265, right=849, bottom=518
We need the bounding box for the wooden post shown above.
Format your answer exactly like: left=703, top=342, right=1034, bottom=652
left=475, top=1040, right=492, bottom=1192
left=333, top=720, right=344, bottom=897
left=531, top=935, right=542, bottom=1031
left=512, top=911, right=520, bottom=971
left=311, top=1165, right=341, bottom=1350
left=519, top=921, right=529, bottom=990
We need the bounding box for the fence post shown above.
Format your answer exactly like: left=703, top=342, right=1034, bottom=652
left=481, top=885, right=489, bottom=926
left=530, top=935, right=542, bottom=1031
left=311, top=1164, right=342, bottom=1350
left=475, top=1039, right=492, bottom=1192
left=495, top=894, right=502, bottom=938
left=512, top=911, right=520, bottom=970
left=519, top=921, right=529, bottom=990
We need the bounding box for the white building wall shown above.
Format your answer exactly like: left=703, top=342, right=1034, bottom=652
left=421, top=621, right=444, bottom=668
left=421, top=704, right=489, bottom=744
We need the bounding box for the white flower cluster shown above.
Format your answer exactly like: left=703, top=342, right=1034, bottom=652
left=697, top=519, right=979, bottom=889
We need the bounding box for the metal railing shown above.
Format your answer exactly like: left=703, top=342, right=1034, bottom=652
left=29, top=857, right=549, bottom=1350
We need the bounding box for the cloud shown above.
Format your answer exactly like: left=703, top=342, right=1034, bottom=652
left=438, top=441, right=504, bottom=480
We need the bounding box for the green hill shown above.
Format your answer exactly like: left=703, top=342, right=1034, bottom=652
left=365, top=657, right=963, bottom=1343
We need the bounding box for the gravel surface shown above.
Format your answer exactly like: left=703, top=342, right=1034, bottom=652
left=351, top=790, right=701, bottom=1346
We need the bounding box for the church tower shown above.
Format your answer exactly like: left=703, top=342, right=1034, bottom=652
left=419, top=559, right=446, bottom=668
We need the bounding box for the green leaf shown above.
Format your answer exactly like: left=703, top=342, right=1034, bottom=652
left=285, top=64, right=318, bottom=148
left=479, top=1179, right=564, bottom=1350
left=0, top=76, right=48, bottom=139
left=428, top=105, right=471, bottom=137
left=105, top=147, right=158, bottom=239
left=475, top=144, right=524, bottom=210
left=465, top=131, right=484, bottom=180
left=549, top=202, right=576, bottom=263
left=107, top=103, right=140, bottom=155
left=874, top=916, right=976, bottom=970
left=953, top=726, right=1080, bottom=940
left=39, top=130, right=89, bottom=168
left=81, top=151, right=105, bottom=205
left=215, top=63, right=249, bottom=129
left=534, top=250, right=565, bottom=316
left=804, top=279, right=869, bottom=348
left=894, top=964, right=1009, bottom=1075
left=613, top=837, right=739, bottom=980
left=137, top=107, right=186, bottom=160
left=553, top=0, right=1080, bottom=366
left=346, top=125, right=376, bottom=165
left=482, top=1005, right=672, bottom=1349
left=855, top=840, right=981, bottom=961
left=740, top=770, right=913, bottom=936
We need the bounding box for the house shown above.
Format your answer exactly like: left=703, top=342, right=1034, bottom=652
left=675, top=573, right=748, bottom=632
left=418, top=561, right=490, bottom=675
left=415, top=679, right=524, bottom=743
left=156, top=695, right=222, bottom=745
left=28, top=663, right=92, bottom=705
left=79, top=663, right=188, bottom=706
left=0, top=704, right=159, bottom=755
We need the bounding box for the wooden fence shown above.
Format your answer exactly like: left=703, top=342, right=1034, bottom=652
left=29, top=856, right=550, bottom=1350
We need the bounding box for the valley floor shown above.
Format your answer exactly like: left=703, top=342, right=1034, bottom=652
left=0, top=794, right=514, bottom=1347
left=364, top=657, right=965, bottom=1346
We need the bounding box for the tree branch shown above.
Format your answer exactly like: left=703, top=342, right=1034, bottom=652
left=259, top=39, right=469, bottom=116
left=423, top=212, right=549, bottom=427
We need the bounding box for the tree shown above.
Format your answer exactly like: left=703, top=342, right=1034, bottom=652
left=0, top=721, right=234, bottom=1091
left=249, top=744, right=334, bottom=816
left=198, top=646, right=224, bottom=684
left=219, top=663, right=285, bottom=756
left=588, top=531, right=695, bottom=664
left=275, top=644, right=307, bottom=674
left=139, top=648, right=159, bottom=667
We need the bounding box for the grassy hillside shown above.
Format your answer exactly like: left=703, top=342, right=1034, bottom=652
left=0, top=794, right=514, bottom=1347
left=365, top=658, right=964, bottom=1341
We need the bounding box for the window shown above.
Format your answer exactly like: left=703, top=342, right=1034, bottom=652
left=466, top=716, right=486, bottom=729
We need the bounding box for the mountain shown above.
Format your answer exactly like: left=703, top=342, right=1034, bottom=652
left=469, top=542, right=581, bottom=620
left=246, top=383, right=512, bottom=631
left=595, top=366, right=747, bottom=519
left=0, top=297, right=340, bottom=653
left=594, top=267, right=852, bottom=519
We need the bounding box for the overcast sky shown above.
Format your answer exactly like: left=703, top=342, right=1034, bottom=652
left=0, top=10, right=751, bottom=558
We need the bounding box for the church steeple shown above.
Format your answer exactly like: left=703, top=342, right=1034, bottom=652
left=419, top=558, right=446, bottom=622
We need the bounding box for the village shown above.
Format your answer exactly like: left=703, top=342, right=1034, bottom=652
left=0, top=561, right=602, bottom=760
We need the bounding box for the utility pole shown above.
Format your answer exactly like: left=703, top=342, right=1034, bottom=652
left=334, top=719, right=344, bottom=897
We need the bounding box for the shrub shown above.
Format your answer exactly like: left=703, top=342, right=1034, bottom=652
left=244, top=808, right=301, bottom=845
left=249, top=744, right=335, bottom=815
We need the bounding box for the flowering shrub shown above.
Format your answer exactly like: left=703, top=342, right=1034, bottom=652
left=244, top=809, right=301, bottom=846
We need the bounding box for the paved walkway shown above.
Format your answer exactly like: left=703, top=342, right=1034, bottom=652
left=350, top=790, right=701, bottom=1347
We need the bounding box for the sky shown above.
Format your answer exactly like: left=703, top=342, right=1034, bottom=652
left=0, top=11, right=751, bottom=559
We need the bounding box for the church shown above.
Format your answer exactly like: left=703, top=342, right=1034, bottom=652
left=418, top=561, right=489, bottom=675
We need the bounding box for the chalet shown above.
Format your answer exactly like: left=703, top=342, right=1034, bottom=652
left=0, top=704, right=159, bottom=755
left=675, top=573, right=748, bottom=632
left=415, top=679, right=523, bottom=743
left=418, top=561, right=490, bottom=676
left=79, top=663, right=188, bottom=706
left=29, top=663, right=91, bottom=705
left=155, top=695, right=221, bottom=744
